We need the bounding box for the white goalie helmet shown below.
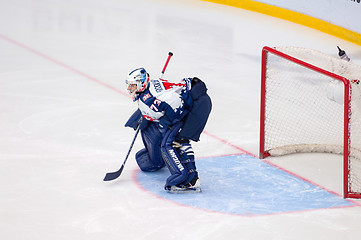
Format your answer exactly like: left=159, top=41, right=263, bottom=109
left=125, top=68, right=150, bottom=98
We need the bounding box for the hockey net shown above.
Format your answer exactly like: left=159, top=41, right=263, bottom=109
left=260, top=46, right=361, bottom=198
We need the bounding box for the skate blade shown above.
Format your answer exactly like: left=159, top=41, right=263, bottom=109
left=167, top=186, right=202, bottom=194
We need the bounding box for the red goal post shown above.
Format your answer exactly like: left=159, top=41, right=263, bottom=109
left=260, top=46, right=361, bottom=198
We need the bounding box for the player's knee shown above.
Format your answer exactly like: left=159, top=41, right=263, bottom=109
left=136, top=148, right=164, bottom=172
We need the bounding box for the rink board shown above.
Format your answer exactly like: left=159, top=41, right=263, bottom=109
left=136, top=154, right=355, bottom=216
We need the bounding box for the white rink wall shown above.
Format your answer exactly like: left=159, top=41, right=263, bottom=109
left=204, top=0, right=361, bottom=46
left=255, top=0, right=361, bottom=34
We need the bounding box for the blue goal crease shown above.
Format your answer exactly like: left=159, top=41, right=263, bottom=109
left=136, top=154, right=355, bottom=216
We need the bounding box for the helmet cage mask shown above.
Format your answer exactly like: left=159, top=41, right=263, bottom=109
left=126, top=68, right=150, bottom=98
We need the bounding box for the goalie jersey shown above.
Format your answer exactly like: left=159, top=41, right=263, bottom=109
left=134, top=78, right=193, bottom=126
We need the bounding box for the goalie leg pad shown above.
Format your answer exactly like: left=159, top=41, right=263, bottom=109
left=137, top=122, right=165, bottom=171
left=176, top=141, right=198, bottom=186
left=161, top=122, right=198, bottom=188
left=136, top=148, right=163, bottom=172
left=161, top=122, right=187, bottom=186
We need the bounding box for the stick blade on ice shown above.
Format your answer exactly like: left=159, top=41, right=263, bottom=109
left=103, top=166, right=124, bottom=181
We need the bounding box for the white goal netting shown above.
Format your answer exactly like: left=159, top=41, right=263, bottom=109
left=261, top=46, right=361, bottom=198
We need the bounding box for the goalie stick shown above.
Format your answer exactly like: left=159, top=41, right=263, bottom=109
left=103, top=52, right=173, bottom=181
left=103, top=125, right=140, bottom=181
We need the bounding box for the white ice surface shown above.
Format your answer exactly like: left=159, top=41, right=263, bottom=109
left=1, top=0, right=361, bottom=239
